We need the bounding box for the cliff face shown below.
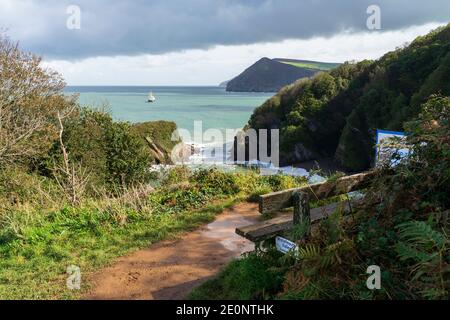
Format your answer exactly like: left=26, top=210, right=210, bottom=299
left=226, top=58, right=317, bottom=92
left=131, top=120, right=180, bottom=164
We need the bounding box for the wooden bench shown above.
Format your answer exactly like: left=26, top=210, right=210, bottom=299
left=236, top=172, right=375, bottom=244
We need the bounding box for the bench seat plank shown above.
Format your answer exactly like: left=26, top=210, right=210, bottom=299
left=236, top=202, right=350, bottom=242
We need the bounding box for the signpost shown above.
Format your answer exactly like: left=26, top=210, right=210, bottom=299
left=375, top=130, right=409, bottom=167
left=275, top=236, right=298, bottom=254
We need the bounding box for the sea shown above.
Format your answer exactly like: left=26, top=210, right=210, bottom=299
left=65, top=86, right=322, bottom=180
left=65, top=86, right=273, bottom=136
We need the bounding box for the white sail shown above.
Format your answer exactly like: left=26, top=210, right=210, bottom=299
left=148, top=91, right=156, bottom=102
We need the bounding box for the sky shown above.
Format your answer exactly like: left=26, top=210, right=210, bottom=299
left=1, top=0, right=449, bottom=85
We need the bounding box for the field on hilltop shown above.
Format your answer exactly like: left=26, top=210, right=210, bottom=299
left=274, top=58, right=340, bottom=71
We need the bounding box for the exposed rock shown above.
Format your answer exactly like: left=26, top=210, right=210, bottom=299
left=145, top=137, right=168, bottom=164
left=294, top=143, right=320, bottom=162
left=307, top=120, right=319, bottom=132
left=131, top=120, right=179, bottom=165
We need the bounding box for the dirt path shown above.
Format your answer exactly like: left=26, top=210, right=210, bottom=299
left=84, top=202, right=260, bottom=300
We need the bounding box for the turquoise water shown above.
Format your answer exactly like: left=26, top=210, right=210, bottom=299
left=65, top=86, right=273, bottom=134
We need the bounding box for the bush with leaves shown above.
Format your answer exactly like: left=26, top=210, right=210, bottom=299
left=0, top=35, right=76, bottom=166
left=45, top=108, right=151, bottom=192
left=191, top=168, right=240, bottom=196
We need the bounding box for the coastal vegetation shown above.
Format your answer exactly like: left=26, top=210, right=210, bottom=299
left=191, top=95, right=450, bottom=300
left=0, top=34, right=308, bottom=299
left=1, top=23, right=449, bottom=301
left=248, top=24, right=450, bottom=170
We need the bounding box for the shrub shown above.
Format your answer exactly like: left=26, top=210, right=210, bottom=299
left=262, top=174, right=306, bottom=191
left=0, top=35, right=76, bottom=166
left=0, top=165, right=60, bottom=209
left=104, top=120, right=151, bottom=188
left=191, top=168, right=240, bottom=196
left=131, top=120, right=179, bottom=154
left=247, top=185, right=273, bottom=203
left=161, top=166, right=191, bottom=187
left=45, top=108, right=151, bottom=191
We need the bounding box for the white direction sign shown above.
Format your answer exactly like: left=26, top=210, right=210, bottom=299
left=376, top=130, right=409, bottom=167
left=275, top=236, right=298, bottom=254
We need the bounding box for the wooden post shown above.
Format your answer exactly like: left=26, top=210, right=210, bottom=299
left=292, top=191, right=310, bottom=226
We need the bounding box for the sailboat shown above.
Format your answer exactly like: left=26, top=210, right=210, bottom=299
left=147, top=91, right=156, bottom=103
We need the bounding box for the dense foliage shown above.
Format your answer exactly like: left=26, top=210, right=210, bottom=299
left=43, top=108, right=154, bottom=190
left=1, top=35, right=178, bottom=198
left=191, top=96, right=449, bottom=300
left=248, top=24, right=450, bottom=170
left=0, top=35, right=76, bottom=166
left=0, top=34, right=309, bottom=299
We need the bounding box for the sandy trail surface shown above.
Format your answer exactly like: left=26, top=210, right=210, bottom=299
left=84, top=202, right=260, bottom=300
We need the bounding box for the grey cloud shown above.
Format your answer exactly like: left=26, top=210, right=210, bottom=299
left=1, top=0, right=449, bottom=59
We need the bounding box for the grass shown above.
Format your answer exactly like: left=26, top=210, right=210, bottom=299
left=0, top=166, right=308, bottom=300
left=188, top=250, right=286, bottom=300
left=0, top=196, right=241, bottom=300
left=277, top=60, right=340, bottom=71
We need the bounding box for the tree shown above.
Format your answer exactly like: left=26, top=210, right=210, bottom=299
left=53, top=109, right=90, bottom=205
left=46, top=107, right=151, bottom=191
left=0, top=34, right=74, bottom=165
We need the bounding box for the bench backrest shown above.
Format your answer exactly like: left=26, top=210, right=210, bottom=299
left=259, top=171, right=375, bottom=214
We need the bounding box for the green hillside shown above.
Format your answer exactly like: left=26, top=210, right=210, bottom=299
left=249, top=24, right=450, bottom=171
left=226, top=57, right=317, bottom=92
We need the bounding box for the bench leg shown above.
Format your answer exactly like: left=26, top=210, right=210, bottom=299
left=255, top=239, right=270, bottom=253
